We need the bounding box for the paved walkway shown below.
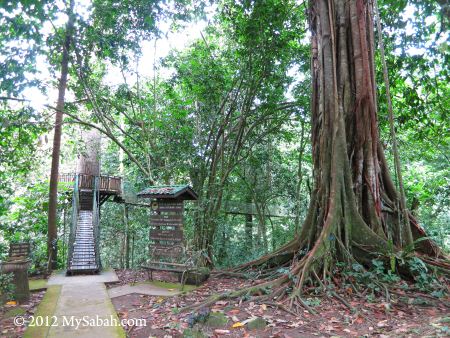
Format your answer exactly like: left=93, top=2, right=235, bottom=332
left=47, top=269, right=119, bottom=285
left=48, top=282, right=124, bottom=338
left=27, top=270, right=188, bottom=337
left=108, top=282, right=180, bottom=298
left=27, top=270, right=124, bottom=338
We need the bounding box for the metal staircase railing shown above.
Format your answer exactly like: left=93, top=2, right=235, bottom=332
left=92, top=176, right=101, bottom=270
left=67, top=174, right=79, bottom=270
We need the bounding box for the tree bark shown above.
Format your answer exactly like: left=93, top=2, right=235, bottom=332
left=245, top=213, right=253, bottom=252
left=294, top=120, right=307, bottom=234
left=77, top=129, right=101, bottom=176
left=124, top=205, right=130, bottom=269
left=47, top=0, right=75, bottom=271
left=244, top=181, right=253, bottom=253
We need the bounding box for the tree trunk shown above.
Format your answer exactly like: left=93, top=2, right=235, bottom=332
left=47, top=0, right=75, bottom=271
left=124, top=205, right=130, bottom=269
left=77, top=129, right=101, bottom=176
left=245, top=192, right=253, bottom=253
left=299, top=0, right=439, bottom=263
left=234, top=0, right=443, bottom=292
left=294, top=120, right=307, bottom=234
left=245, top=213, right=253, bottom=251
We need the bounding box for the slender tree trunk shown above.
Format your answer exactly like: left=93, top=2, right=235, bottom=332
left=294, top=121, right=307, bottom=234
left=255, top=203, right=268, bottom=253
left=245, top=213, right=253, bottom=252
left=124, top=205, right=130, bottom=269
left=47, top=0, right=74, bottom=270
left=118, top=115, right=130, bottom=268
left=131, top=231, right=135, bottom=268
left=245, top=188, right=253, bottom=253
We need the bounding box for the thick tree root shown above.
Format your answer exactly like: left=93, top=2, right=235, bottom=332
left=181, top=275, right=288, bottom=312
left=185, top=231, right=448, bottom=315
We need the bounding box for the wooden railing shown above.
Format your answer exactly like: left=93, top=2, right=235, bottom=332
left=67, top=175, right=79, bottom=270
left=59, top=173, right=122, bottom=195
left=92, top=176, right=101, bottom=270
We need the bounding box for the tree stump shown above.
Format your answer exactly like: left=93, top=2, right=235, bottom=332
left=1, top=259, right=31, bottom=302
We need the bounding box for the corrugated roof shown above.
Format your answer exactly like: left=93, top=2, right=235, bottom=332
left=137, top=185, right=198, bottom=200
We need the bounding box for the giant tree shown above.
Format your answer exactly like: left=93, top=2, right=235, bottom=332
left=193, top=0, right=448, bottom=309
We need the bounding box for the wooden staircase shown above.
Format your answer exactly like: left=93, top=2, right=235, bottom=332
left=80, top=191, right=93, bottom=210
left=67, top=176, right=101, bottom=275
left=68, top=209, right=99, bottom=273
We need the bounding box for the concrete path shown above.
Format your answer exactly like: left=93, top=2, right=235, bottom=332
left=48, top=282, right=124, bottom=338
left=27, top=270, right=189, bottom=337
left=28, top=270, right=125, bottom=338
left=47, top=269, right=119, bottom=285
left=108, top=282, right=180, bottom=298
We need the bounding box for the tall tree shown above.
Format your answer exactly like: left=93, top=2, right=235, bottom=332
left=47, top=0, right=75, bottom=270
left=224, top=0, right=447, bottom=305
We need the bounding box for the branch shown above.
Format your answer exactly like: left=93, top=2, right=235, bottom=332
left=0, top=96, right=153, bottom=181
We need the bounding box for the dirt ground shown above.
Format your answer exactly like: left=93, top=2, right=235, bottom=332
left=0, top=289, right=46, bottom=337
left=111, top=269, right=450, bottom=338
left=1, top=270, right=447, bottom=337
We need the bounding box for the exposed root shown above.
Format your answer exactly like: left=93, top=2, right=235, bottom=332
left=181, top=275, right=288, bottom=312
left=265, top=301, right=300, bottom=316
left=294, top=295, right=318, bottom=315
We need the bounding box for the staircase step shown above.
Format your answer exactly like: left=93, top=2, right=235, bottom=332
left=68, top=207, right=100, bottom=274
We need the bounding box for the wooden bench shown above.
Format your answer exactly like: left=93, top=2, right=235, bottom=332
left=141, top=245, right=198, bottom=289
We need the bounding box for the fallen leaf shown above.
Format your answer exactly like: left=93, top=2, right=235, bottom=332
left=377, top=320, right=389, bottom=328
left=232, top=322, right=244, bottom=328
left=214, top=329, right=230, bottom=335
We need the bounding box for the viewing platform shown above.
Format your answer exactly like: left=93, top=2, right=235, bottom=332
left=58, top=173, right=122, bottom=196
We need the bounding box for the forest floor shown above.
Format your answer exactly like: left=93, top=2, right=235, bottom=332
left=0, top=279, right=46, bottom=338
left=110, top=269, right=450, bottom=338
left=0, top=271, right=448, bottom=337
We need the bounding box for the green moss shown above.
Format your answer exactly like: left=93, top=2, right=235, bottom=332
left=24, top=285, right=62, bottom=338
left=247, top=317, right=267, bottom=330
left=104, top=285, right=126, bottom=338
left=182, top=328, right=207, bottom=338
left=140, top=280, right=197, bottom=292
left=5, top=307, right=26, bottom=318
left=29, top=279, right=47, bottom=291
left=205, top=312, right=228, bottom=327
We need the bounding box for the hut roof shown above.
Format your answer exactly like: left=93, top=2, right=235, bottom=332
left=137, top=185, right=198, bottom=200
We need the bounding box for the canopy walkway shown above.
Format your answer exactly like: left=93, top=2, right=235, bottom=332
left=116, top=192, right=294, bottom=218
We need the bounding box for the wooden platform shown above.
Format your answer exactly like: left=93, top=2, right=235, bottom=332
left=59, top=173, right=122, bottom=196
